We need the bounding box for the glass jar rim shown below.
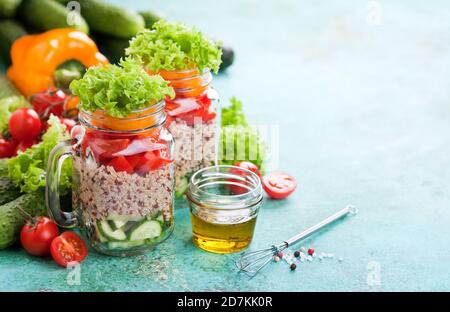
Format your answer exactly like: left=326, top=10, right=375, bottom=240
left=186, top=165, right=263, bottom=211
left=78, top=99, right=167, bottom=133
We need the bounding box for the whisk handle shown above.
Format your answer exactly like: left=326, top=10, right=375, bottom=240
left=284, top=205, right=357, bottom=247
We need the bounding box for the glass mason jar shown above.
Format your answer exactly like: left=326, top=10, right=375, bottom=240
left=147, top=68, right=220, bottom=197
left=46, top=100, right=175, bottom=256
left=186, top=165, right=263, bottom=254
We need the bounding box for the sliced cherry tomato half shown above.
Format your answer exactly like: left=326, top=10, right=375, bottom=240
left=108, top=156, right=134, bottom=174
left=50, top=231, right=88, bottom=267
left=262, top=172, right=297, bottom=199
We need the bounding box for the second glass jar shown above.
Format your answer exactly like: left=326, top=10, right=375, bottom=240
left=148, top=68, right=220, bottom=197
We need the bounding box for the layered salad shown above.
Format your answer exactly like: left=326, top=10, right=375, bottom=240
left=70, top=59, right=176, bottom=255
left=126, top=20, right=222, bottom=196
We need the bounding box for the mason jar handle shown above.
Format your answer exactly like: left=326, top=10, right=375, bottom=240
left=45, top=140, right=77, bottom=228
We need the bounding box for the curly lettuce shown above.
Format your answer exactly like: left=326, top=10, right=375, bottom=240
left=7, top=115, right=71, bottom=194
left=126, top=20, right=222, bottom=73
left=70, top=58, right=174, bottom=118
left=219, top=97, right=266, bottom=172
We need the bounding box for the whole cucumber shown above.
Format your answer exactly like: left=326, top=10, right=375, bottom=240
left=18, top=0, right=89, bottom=34
left=0, top=0, right=22, bottom=18
left=75, top=0, right=145, bottom=38
left=0, top=19, right=27, bottom=65
left=0, top=192, right=46, bottom=249
left=0, top=177, right=21, bottom=206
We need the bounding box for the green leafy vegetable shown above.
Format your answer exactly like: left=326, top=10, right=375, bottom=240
left=219, top=97, right=266, bottom=171
left=7, top=115, right=71, bottom=194
left=0, top=96, right=31, bottom=133
left=70, top=58, right=174, bottom=118
left=126, top=20, right=222, bottom=74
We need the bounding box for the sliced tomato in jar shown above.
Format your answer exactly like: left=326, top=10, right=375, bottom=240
left=84, top=132, right=130, bottom=159
left=125, top=154, right=143, bottom=169
left=135, top=151, right=166, bottom=174
left=262, top=172, right=297, bottom=199
left=50, top=231, right=88, bottom=267
left=107, top=156, right=134, bottom=174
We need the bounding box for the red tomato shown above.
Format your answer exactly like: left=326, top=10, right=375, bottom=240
left=262, top=172, right=297, bottom=199
left=0, top=138, right=17, bottom=158
left=125, top=154, right=143, bottom=168
left=228, top=162, right=261, bottom=195
left=234, top=161, right=262, bottom=177
left=15, top=139, right=37, bottom=153
left=135, top=151, right=165, bottom=174
left=9, top=108, right=42, bottom=141
left=108, top=156, right=134, bottom=173
left=84, top=132, right=130, bottom=159
left=59, top=118, right=76, bottom=132
left=50, top=231, right=88, bottom=267
left=20, top=217, right=59, bottom=256
left=30, top=89, right=66, bottom=117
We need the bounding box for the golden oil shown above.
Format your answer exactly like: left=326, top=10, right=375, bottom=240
left=190, top=212, right=257, bottom=254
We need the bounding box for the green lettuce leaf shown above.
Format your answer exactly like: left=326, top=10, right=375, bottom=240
left=126, top=20, right=222, bottom=73
left=0, top=96, right=31, bottom=133
left=70, top=58, right=174, bottom=118
left=7, top=115, right=71, bottom=194
left=219, top=97, right=266, bottom=171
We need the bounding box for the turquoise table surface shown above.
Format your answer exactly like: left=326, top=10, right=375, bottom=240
left=1, top=0, right=450, bottom=291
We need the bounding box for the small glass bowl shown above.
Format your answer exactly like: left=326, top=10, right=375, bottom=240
left=186, top=165, right=263, bottom=254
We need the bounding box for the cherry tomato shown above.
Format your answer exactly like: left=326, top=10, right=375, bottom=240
left=59, top=118, right=76, bottom=132
left=9, top=108, right=42, bottom=141
left=262, top=172, right=297, bottom=199
left=50, top=231, right=88, bottom=267
left=20, top=217, right=59, bottom=256
left=107, top=156, right=134, bottom=173
left=234, top=161, right=262, bottom=177
left=125, top=154, right=143, bottom=168
left=0, top=138, right=17, bottom=158
left=227, top=162, right=261, bottom=195
left=31, top=89, right=66, bottom=117
left=15, top=139, right=37, bottom=153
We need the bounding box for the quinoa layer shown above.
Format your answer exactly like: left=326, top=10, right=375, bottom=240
left=169, top=118, right=217, bottom=186
left=73, top=156, right=174, bottom=223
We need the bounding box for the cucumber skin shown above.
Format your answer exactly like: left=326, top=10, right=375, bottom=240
left=18, top=0, right=89, bottom=34
left=75, top=0, right=144, bottom=38
left=94, top=34, right=129, bottom=64
left=0, top=192, right=46, bottom=249
left=128, top=220, right=162, bottom=241
left=139, top=11, right=162, bottom=29
left=0, top=20, right=27, bottom=65
left=0, top=177, right=21, bottom=206
left=0, top=0, right=22, bottom=18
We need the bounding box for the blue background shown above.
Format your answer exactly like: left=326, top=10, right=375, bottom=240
left=1, top=0, right=450, bottom=291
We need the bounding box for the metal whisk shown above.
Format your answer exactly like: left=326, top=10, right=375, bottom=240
left=235, top=205, right=358, bottom=277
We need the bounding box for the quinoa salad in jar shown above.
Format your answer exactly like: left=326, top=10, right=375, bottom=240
left=126, top=20, right=222, bottom=197
left=48, top=58, right=176, bottom=256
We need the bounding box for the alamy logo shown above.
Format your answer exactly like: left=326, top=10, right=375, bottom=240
left=66, top=1, right=82, bottom=27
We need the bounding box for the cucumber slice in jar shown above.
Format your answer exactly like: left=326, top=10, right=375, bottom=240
left=107, top=219, right=127, bottom=231
left=98, top=220, right=127, bottom=241
left=108, top=240, right=145, bottom=250
left=128, top=220, right=162, bottom=241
